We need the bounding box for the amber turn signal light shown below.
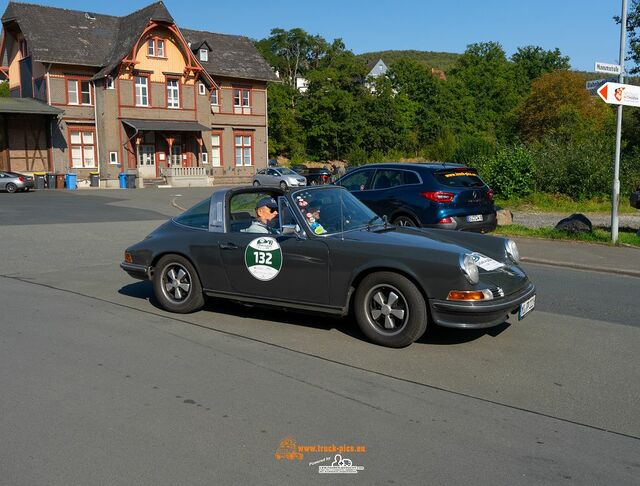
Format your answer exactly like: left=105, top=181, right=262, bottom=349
left=124, top=252, right=133, bottom=264
left=447, top=290, right=487, bottom=301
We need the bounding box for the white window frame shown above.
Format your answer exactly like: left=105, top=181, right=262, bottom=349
left=201, top=152, right=208, bottom=164
left=199, top=48, right=208, bottom=62
left=70, top=130, right=96, bottom=169
left=135, top=76, right=149, bottom=107
left=109, top=151, right=118, bottom=165
left=80, top=80, right=92, bottom=105
left=147, top=39, right=155, bottom=57
left=233, top=88, right=251, bottom=114
left=157, top=39, right=165, bottom=57
left=106, top=76, right=114, bottom=89
left=198, top=83, right=206, bottom=95
left=234, top=134, right=252, bottom=166
left=211, top=133, right=221, bottom=167
left=167, top=79, right=180, bottom=109
left=68, top=80, right=79, bottom=105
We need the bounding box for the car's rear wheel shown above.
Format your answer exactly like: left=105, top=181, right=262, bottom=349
left=253, top=180, right=260, bottom=187
left=6, top=183, right=17, bottom=194
left=153, top=254, right=204, bottom=313
left=280, top=181, right=288, bottom=191
left=354, top=272, right=427, bottom=348
left=393, top=215, right=417, bottom=227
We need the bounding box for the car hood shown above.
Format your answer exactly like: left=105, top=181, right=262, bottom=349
left=338, top=226, right=528, bottom=292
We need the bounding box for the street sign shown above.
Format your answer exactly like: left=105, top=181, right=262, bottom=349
left=585, top=77, right=617, bottom=97
left=595, top=61, right=622, bottom=75
left=597, top=82, right=640, bottom=107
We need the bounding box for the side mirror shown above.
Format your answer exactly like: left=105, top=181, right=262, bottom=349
left=282, top=224, right=306, bottom=239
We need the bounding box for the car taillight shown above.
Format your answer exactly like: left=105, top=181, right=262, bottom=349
left=487, top=189, right=494, bottom=201
left=421, top=191, right=455, bottom=203
left=438, top=217, right=453, bottom=224
left=18, top=176, right=25, bottom=182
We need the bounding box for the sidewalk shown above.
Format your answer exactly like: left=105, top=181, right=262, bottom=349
left=514, top=237, right=640, bottom=278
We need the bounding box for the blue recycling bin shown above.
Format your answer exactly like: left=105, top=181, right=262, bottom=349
left=65, top=173, right=77, bottom=190
left=118, top=172, right=127, bottom=189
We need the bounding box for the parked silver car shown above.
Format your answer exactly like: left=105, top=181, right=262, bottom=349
left=253, top=167, right=307, bottom=190
left=0, top=171, right=35, bottom=193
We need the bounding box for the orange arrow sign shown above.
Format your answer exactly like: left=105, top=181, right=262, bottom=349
left=598, top=83, right=608, bottom=100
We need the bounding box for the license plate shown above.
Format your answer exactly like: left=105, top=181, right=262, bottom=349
left=467, top=214, right=483, bottom=222
left=519, top=295, right=536, bottom=320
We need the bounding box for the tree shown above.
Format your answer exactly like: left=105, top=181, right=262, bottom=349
left=448, top=42, right=523, bottom=143
left=511, top=46, right=570, bottom=85
left=516, top=70, right=614, bottom=143
left=0, top=81, right=8, bottom=97
left=619, top=0, right=640, bottom=73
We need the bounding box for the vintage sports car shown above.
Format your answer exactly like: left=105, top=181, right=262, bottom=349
left=121, top=186, right=536, bottom=348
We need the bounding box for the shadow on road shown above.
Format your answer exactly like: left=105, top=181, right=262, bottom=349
left=119, top=281, right=504, bottom=346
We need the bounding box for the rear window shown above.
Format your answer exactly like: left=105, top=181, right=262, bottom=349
left=173, top=199, right=210, bottom=229
left=434, top=168, right=485, bottom=188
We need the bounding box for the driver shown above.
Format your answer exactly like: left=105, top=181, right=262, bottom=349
left=304, top=204, right=327, bottom=235
left=243, top=197, right=279, bottom=234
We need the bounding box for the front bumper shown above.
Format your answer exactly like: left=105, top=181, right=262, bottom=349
left=429, top=281, right=536, bottom=329
left=120, top=262, right=150, bottom=281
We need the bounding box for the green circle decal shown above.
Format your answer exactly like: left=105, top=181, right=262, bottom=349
left=245, top=237, right=283, bottom=281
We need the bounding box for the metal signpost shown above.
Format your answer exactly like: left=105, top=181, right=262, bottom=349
left=595, top=0, right=628, bottom=244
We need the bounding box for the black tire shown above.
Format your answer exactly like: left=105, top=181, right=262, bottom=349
left=354, top=272, right=427, bottom=348
left=253, top=180, right=260, bottom=187
left=153, top=254, right=204, bottom=313
left=393, top=215, right=418, bottom=227
left=279, top=181, right=288, bottom=191
left=6, top=183, right=17, bottom=194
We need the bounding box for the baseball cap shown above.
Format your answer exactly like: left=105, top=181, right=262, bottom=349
left=256, top=197, right=278, bottom=210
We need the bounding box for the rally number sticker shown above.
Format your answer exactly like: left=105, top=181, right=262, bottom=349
left=245, top=237, right=283, bottom=281
left=470, top=252, right=504, bottom=271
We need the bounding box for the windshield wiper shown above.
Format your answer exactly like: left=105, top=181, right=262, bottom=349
left=366, top=215, right=383, bottom=231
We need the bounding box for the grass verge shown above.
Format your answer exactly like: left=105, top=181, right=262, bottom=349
left=495, top=193, right=638, bottom=214
left=494, top=225, right=640, bottom=248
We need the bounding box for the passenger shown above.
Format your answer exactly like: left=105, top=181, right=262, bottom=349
left=305, top=204, right=327, bottom=235
left=243, top=197, right=279, bottom=234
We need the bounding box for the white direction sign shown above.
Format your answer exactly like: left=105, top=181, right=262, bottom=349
left=597, top=82, right=640, bottom=107
left=594, top=61, right=622, bottom=75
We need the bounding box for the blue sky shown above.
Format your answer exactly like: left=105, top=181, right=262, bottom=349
left=0, top=0, right=629, bottom=72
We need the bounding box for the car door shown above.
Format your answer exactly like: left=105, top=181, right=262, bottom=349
left=0, top=173, right=6, bottom=190
left=218, top=197, right=330, bottom=305
left=336, top=169, right=374, bottom=205
left=266, top=168, right=281, bottom=186
left=255, top=169, right=267, bottom=185
left=366, top=169, right=406, bottom=217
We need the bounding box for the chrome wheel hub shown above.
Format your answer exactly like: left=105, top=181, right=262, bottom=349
left=162, top=264, right=191, bottom=302
left=366, top=284, right=409, bottom=335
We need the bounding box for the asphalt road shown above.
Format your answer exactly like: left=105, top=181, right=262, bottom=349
left=1, top=189, right=639, bottom=485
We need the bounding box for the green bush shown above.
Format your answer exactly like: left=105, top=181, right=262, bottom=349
left=346, top=146, right=369, bottom=166
left=475, top=144, right=534, bottom=198
left=453, top=134, right=496, bottom=166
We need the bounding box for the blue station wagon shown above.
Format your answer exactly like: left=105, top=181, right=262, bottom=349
left=335, top=163, right=497, bottom=232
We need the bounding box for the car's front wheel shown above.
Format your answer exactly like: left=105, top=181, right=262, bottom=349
left=153, top=255, right=204, bottom=313
left=253, top=180, right=260, bottom=187
left=6, top=183, right=17, bottom=194
left=354, top=272, right=427, bottom=347
left=280, top=181, right=288, bottom=191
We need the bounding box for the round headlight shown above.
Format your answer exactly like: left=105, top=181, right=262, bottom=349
left=460, top=253, right=479, bottom=284
left=505, top=239, right=520, bottom=263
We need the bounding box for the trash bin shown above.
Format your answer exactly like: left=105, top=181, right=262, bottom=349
left=118, top=172, right=127, bottom=189
left=125, top=173, right=136, bottom=189
left=55, top=173, right=65, bottom=189
left=34, top=172, right=46, bottom=189
left=89, top=172, right=100, bottom=187
left=46, top=173, right=56, bottom=189
left=65, top=173, right=77, bottom=190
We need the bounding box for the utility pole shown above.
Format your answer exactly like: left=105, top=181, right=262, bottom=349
left=612, top=0, right=628, bottom=244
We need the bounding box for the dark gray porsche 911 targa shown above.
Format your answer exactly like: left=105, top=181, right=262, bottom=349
left=121, top=186, right=536, bottom=348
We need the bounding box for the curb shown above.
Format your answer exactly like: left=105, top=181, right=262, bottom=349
left=521, top=257, right=640, bottom=278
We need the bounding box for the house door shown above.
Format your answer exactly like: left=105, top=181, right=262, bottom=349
left=137, top=144, right=156, bottom=178
left=170, top=144, right=182, bottom=167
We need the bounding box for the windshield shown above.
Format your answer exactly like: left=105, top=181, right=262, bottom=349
left=291, top=187, right=381, bottom=235
left=278, top=168, right=296, bottom=175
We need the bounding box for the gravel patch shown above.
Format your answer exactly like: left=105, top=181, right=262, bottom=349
left=511, top=211, right=640, bottom=230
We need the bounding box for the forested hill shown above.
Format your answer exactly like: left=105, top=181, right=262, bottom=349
left=357, top=50, right=462, bottom=72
